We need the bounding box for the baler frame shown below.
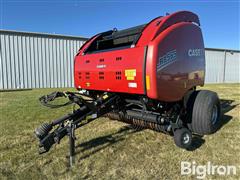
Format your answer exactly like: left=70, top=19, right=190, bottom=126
left=35, top=90, right=190, bottom=167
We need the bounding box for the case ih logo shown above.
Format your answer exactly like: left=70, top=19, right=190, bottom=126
left=188, top=48, right=204, bottom=57
left=157, top=49, right=177, bottom=71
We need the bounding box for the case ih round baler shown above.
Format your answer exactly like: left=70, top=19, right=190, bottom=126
left=35, top=11, right=221, bottom=166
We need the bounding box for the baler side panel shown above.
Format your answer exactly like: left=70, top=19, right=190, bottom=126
left=74, top=47, right=145, bottom=94
left=146, top=22, right=205, bottom=102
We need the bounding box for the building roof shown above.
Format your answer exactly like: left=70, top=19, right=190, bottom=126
left=205, top=47, right=240, bottom=53
left=1, top=29, right=239, bottom=52
left=0, top=29, right=88, bottom=41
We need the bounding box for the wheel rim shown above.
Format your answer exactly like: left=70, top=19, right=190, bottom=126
left=211, top=105, right=218, bottom=125
left=183, top=133, right=190, bottom=144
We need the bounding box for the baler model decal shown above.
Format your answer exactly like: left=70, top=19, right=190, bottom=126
left=35, top=11, right=221, bottom=168
left=157, top=49, right=177, bottom=71
left=96, top=64, right=107, bottom=69
left=125, top=69, right=136, bottom=80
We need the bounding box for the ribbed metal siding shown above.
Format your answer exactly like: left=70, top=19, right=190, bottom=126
left=224, top=51, right=240, bottom=83
left=205, top=49, right=240, bottom=83
left=0, top=30, right=86, bottom=89
left=1, top=30, right=240, bottom=90
left=205, top=50, right=225, bottom=83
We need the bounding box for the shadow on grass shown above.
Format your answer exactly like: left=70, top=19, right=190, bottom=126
left=220, top=99, right=238, bottom=113
left=188, top=99, right=238, bottom=151
left=187, top=135, right=205, bottom=151
left=75, top=125, right=142, bottom=161
left=218, top=99, right=238, bottom=130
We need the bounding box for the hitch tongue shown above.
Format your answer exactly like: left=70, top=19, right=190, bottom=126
left=35, top=92, right=118, bottom=166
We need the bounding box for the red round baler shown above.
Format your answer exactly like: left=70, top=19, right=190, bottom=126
left=35, top=11, right=221, bottom=166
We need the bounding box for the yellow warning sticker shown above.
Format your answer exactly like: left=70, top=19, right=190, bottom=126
left=125, top=69, right=136, bottom=81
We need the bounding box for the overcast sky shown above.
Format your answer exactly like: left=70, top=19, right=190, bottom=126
left=1, top=0, right=239, bottom=50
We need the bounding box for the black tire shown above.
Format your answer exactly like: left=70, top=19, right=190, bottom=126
left=183, top=89, right=195, bottom=109
left=187, top=90, right=221, bottom=135
left=173, top=128, right=192, bottom=149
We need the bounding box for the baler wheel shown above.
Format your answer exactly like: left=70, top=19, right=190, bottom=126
left=188, top=90, right=221, bottom=135
left=173, top=128, right=192, bottom=149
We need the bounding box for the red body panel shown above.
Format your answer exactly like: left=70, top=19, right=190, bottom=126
left=74, top=11, right=205, bottom=102
left=74, top=46, right=145, bottom=94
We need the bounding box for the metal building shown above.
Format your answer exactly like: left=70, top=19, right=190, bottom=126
left=0, top=30, right=87, bottom=89
left=0, top=30, right=239, bottom=90
left=205, top=48, right=240, bottom=83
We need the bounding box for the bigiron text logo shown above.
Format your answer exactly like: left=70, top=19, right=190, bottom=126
left=181, top=161, right=238, bottom=179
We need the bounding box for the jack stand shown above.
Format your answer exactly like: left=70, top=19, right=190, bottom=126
left=68, top=121, right=76, bottom=167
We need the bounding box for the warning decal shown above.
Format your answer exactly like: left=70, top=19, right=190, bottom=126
left=125, top=69, right=136, bottom=80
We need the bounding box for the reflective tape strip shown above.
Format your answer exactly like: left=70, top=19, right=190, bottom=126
left=146, top=75, right=150, bottom=90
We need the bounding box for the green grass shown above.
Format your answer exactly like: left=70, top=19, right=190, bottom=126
left=0, top=84, right=239, bottom=179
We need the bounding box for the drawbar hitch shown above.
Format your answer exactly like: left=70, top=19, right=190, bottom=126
left=35, top=91, right=118, bottom=167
